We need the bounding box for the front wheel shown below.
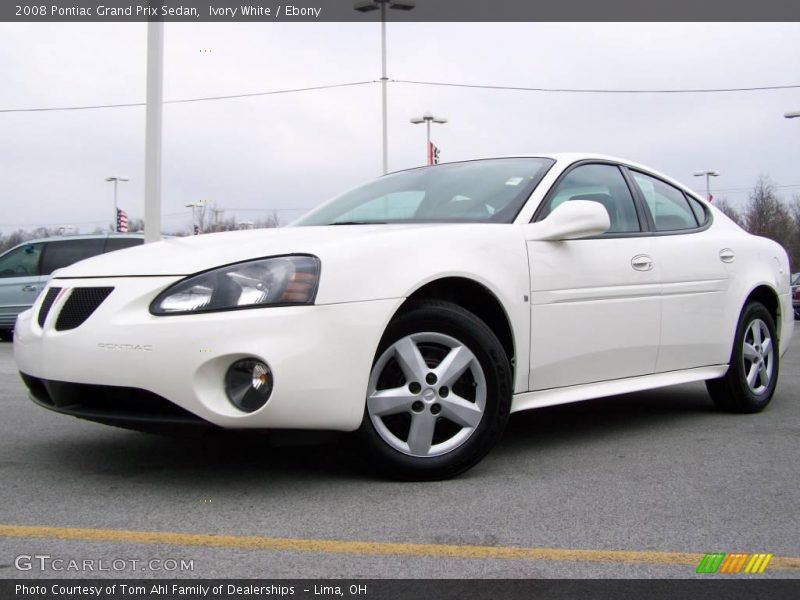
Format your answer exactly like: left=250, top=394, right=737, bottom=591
left=706, top=301, right=779, bottom=413
left=357, top=301, right=512, bottom=480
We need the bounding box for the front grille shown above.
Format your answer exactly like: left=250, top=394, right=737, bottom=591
left=37, top=287, right=61, bottom=328
left=55, top=287, right=113, bottom=331
left=20, top=373, right=207, bottom=425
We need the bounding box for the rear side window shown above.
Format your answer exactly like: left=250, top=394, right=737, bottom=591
left=0, top=243, right=43, bottom=278
left=686, top=195, right=708, bottom=226
left=40, top=238, right=106, bottom=275
left=632, top=172, right=699, bottom=231
left=105, top=237, right=144, bottom=253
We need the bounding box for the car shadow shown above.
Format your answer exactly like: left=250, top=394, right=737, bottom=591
left=23, top=382, right=719, bottom=486
left=496, top=381, right=718, bottom=457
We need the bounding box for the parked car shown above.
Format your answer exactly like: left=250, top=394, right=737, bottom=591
left=14, top=155, right=794, bottom=479
left=0, top=234, right=144, bottom=339
left=792, top=272, right=800, bottom=320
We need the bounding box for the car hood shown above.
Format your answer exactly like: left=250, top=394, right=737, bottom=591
left=53, top=224, right=451, bottom=277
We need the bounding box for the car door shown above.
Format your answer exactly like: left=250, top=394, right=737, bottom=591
left=627, top=170, right=731, bottom=371
left=0, top=242, right=45, bottom=330
left=527, top=162, right=661, bottom=390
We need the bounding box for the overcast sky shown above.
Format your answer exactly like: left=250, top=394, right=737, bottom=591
left=1, top=22, right=799, bottom=234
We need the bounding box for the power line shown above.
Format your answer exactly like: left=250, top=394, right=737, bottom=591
left=392, top=79, right=800, bottom=94
left=5, top=76, right=800, bottom=114
left=714, top=184, right=800, bottom=193
left=0, top=81, right=377, bottom=113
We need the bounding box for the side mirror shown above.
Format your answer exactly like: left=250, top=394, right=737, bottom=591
left=524, top=200, right=611, bottom=241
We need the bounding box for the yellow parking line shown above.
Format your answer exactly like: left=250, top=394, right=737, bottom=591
left=1, top=524, right=799, bottom=570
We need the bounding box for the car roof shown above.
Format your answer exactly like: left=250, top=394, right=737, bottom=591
left=8, top=233, right=144, bottom=245
left=414, top=153, right=707, bottom=202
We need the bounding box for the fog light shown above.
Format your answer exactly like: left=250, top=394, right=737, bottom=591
left=225, top=359, right=273, bottom=412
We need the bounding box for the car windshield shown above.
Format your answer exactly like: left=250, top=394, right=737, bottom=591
left=293, top=158, right=554, bottom=226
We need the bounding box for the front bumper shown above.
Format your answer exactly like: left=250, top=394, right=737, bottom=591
left=14, top=277, right=401, bottom=431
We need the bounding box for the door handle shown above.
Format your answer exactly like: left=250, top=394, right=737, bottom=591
left=719, top=248, right=735, bottom=263
left=631, top=254, right=653, bottom=271
left=22, top=285, right=38, bottom=292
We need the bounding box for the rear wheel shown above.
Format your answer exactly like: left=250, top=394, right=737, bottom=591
left=706, top=302, right=779, bottom=413
left=0, top=329, right=12, bottom=342
left=358, top=301, right=512, bottom=480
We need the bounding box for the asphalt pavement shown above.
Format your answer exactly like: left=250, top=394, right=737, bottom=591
left=0, top=338, right=798, bottom=579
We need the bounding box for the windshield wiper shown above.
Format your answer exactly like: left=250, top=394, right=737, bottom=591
left=329, top=221, right=387, bottom=225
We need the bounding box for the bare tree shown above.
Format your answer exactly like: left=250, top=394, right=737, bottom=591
left=126, top=218, right=145, bottom=233
left=0, top=227, right=64, bottom=254
left=787, top=194, right=800, bottom=272
left=742, top=176, right=796, bottom=270
left=714, top=198, right=745, bottom=228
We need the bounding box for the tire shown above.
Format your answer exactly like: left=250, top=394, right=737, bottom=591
left=0, top=329, right=12, bottom=342
left=357, top=300, right=512, bottom=480
left=706, top=302, right=779, bottom=413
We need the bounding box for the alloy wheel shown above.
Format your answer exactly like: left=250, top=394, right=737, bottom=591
left=741, top=318, right=774, bottom=395
left=366, top=332, right=487, bottom=458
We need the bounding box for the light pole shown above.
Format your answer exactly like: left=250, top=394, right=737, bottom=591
left=186, top=200, right=207, bottom=234
left=144, top=21, right=164, bottom=244
left=410, top=112, right=447, bottom=165
left=105, top=176, right=129, bottom=231
left=693, top=170, right=719, bottom=202
left=354, top=0, right=416, bottom=175
left=785, top=111, right=800, bottom=119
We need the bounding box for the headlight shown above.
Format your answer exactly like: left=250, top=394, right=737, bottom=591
left=150, top=255, right=320, bottom=315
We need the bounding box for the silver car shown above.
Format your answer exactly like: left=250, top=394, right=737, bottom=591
left=0, top=234, right=144, bottom=339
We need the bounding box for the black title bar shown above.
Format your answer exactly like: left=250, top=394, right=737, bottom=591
left=3, top=0, right=800, bottom=22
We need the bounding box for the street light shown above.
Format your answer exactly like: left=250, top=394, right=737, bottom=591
left=784, top=111, right=800, bottom=119
left=353, top=0, right=416, bottom=175
left=186, top=200, right=208, bottom=234
left=105, top=176, right=129, bottom=232
left=410, top=112, right=447, bottom=165
left=693, top=170, right=719, bottom=202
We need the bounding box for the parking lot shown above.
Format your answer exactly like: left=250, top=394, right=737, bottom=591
left=0, top=338, right=798, bottom=579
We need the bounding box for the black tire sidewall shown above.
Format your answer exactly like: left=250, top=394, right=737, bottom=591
left=728, top=302, right=779, bottom=410
left=358, top=301, right=512, bottom=480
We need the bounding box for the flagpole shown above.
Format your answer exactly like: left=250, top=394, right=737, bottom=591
left=112, top=179, right=118, bottom=231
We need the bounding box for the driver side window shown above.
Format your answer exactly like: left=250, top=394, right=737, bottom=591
left=0, top=243, right=43, bottom=278
left=538, top=164, right=641, bottom=233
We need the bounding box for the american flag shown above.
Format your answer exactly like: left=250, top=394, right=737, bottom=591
left=116, top=208, right=129, bottom=233
left=428, top=141, right=440, bottom=165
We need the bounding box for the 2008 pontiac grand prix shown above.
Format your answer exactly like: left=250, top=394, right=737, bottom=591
left=14, top=154, right=794, bottom=479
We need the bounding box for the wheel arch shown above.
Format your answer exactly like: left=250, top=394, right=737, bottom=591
left=743, top=284, right=781, bottom=337
left=393, top=277, right=517, bottom=372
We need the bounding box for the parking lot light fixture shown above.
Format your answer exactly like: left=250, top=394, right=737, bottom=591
left=105, top=176, right=129, bottom=232
left=410, top=112, right=447, bottom=165
left=784, top=111, right=800, bottom=119
left=353, top=0, right=416, bottom=175
left=186, top=200, right=208, bottom=234
left=693, top=170, right=719, bottom=202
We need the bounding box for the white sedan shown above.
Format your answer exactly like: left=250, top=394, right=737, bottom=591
left=14, top=154, right=794, bottom=479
